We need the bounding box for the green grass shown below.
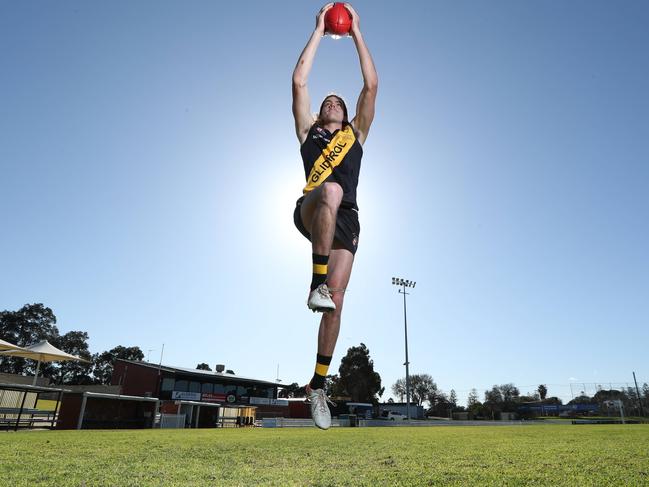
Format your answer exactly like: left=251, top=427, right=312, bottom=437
left=1, top=425, right=648, bottom=486
left=34, top=399, right=60, bottom=411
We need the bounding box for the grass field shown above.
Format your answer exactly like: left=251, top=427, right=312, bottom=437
left=1, top=424, right=648, bottom=486
left=34, top=399, right=60, bottom=411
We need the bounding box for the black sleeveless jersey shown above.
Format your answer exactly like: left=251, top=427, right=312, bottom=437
left=300, top=123, right=363, bottom=210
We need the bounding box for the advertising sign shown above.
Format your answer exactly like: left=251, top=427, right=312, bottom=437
left=201, top=393, right=227, bottom=403
left=249, top=397, right=270, bottom=405
left=171, top=391, right=201, bottom=401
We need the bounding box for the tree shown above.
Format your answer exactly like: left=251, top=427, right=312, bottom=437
left=325, top=374, right=345, bottom=398
left=484, top=385, right=503, bottom=404
left=568, top=394, right=594, bottom=405
left=391, top=374, right=439, bottom=407
left=392, top=378, right=406, bottom=402
left=278, top=382, right=305, bottom=398
left=592, top=388, right=628, bottom=415
left=467, top=389, right=480, bottom=409
left=49, top=331, right=93, bottom=385
left=449, top=389, right=458, bottom=408
left=593, top=389, right=624, bottom=403
left=519, top=393, right=539, bottom=403
left=0, top=303, right=59, bottom=375
left=337, top=343, right=383, bottom=403
left=427, top=393, right=451, bottom=417
left=196, top=363, right=212, bottom=371
left=484, top=385, right=503, bottom=419
left=500, top=383, right=520, bottom=404
left=413, top=374, right=438, bottom=407
left=483, top=383, right=521, bottom=414
left=93, top=345, right=144, bottom=384
left=482, top=384, right=521, bottom=418
left=467, top=388, right=482, bottom=417
left=392, top=374, right=438, bottom=407
left=537, top=384, right=548, bottom=401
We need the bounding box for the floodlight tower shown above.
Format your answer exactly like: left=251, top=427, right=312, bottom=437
left=392, top=277, right=416, bottom=421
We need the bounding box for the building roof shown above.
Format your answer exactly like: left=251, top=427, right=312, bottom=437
left=116, top=359, right=280, bottom=387
left=0, top=382, right=71, bottom=393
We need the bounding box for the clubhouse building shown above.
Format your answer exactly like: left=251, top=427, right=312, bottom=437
left=111, top=359, right=289, bottom=420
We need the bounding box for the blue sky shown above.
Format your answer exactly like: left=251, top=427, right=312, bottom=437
left=1, top=1, right=648, bottom=406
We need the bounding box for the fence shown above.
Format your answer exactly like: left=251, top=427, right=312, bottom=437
left=0, top=389, right=37, bottom=410
left=262, top=418, right=342, bottom=428
left=0, top=383, right=65, bottom=430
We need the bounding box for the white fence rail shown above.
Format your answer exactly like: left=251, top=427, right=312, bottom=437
left=260, top=418, right=542, bottom=428
left=261, top=418, right=345, bottom=428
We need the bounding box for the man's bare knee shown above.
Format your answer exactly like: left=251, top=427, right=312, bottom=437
left=330, top=293, right=345, bottom=316
left=319, top=182, right=343, bottom=208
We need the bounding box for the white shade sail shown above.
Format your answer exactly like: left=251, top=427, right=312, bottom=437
left=0, top=337, right=26, bottom=352
left=0, top=340, right=90, bottom=385
left=0, top=340, right=89, bottom=362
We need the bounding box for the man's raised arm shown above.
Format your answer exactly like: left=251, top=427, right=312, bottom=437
left=292, top=3, right=334, bottom=144
left=346, top=4, right=378, bottom=146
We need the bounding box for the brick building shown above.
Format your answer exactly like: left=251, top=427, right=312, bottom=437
left=111, top=359, right=288, bottom=419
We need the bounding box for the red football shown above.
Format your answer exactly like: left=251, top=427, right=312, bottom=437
left=324, top=3, right=352, bottom=37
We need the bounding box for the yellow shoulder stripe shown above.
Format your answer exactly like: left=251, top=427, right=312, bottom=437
left=303, top=125, right=356, bottom=194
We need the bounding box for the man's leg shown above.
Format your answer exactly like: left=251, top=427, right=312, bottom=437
left=299, top=183, right=343, bottom=311
left=299, top=182, right=343, bottom=255
left=308, top=246, right=355, bottom=389
left=306, top=246, right=354, bottom=430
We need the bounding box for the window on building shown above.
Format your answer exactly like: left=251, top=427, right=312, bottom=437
left=189, top=381, right=201, bottom=393
left=175, top=380, right=189, bottom=392
left=161, top=378, right=174, bottom=392
left=246, top=385, right=266, bottom=397
left=202, top=383, right=213, bottom=394
left=247, top=386, right=274, bottom=398
left=213, top=384, right=226, bottom=394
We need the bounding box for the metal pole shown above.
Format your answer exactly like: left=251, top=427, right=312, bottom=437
left=54, top=389, right=63, bottom=430
left=15, top=389, right=28, bottom=431
left=156, top=344, right=165, bottom=397
left=402, top=284, right=411, bottom=422
left=32, top=359, right=41, bottom=386
left=633, top=372, right=645, bottom=417
left=392, top=277, right=415, bottom=421
left=618, top=400, right=625, bottom=424
left=77, top=393, right=88, bottom=430
left=154, top=400, right=160, bottom=428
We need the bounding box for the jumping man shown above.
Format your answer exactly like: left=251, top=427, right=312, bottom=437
left=291, top=3, right=378, bottom=430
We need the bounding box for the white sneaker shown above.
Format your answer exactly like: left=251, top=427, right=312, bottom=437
left=307, top=388, right=335, bottom=430
left=307, top=284, right=336, bottom=313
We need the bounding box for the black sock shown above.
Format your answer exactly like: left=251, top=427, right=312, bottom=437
left=309, top=354, right=332, bottom=390
left=310, top=253, right=329, bottom=291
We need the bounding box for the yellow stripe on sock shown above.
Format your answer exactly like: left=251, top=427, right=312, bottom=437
left=315, top=363, right=330, bottom=377
left=313, top=264, right=328, bottom=275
